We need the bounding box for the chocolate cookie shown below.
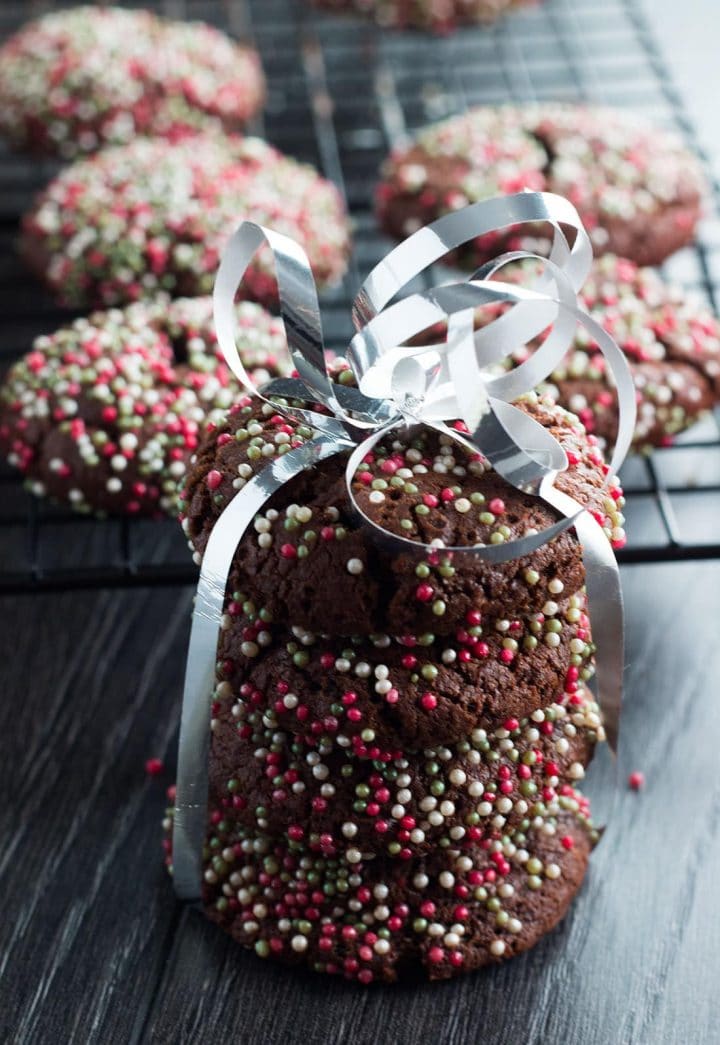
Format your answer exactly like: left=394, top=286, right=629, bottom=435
left=0, top=298, right=289, bottom=517
left=164, top=803, right=594, bottom=982
left=213, top=588, right=594, bottom=750
left=535, top=256, right=720, bottom=451
left=431, top=255, right=720, bottom=451
left=21, top=133, right=350, bottom=309
left=0, top=7, right=264, bottom=158
left=313, top=0, right=537, bottom=31
left=208, top=677, right=600, bottom=858
left=181, top=393, right=625, bottom=636
left=377, top=105, right=705, bottom=267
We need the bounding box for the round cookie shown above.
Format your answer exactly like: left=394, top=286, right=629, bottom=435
left=532, top=255, right=720, bottom=451
left=0, top=7, right=264, bottom=158
left=313, top=0, right=537, bottom=32
left=21, top=133, right=351, bottom=309
left=377, top=104, right=706, bottom=267
left=164, top=803, right=594, bottom=982
left=0, top=298, right=289, bottom=517
left=214, top=589, right=594, bottom=750
left=427, top=255, right=720, bottom=451
left=180, top=392, right=625, bottom=637
left=208, top=679, right=601, bottom=858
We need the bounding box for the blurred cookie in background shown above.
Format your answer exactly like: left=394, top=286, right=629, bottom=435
left=0, top=6, right=265, bottom=158
left=313, top=0, right=538, bottom=32
left=377, top=105, right=706, bottom=267
left=20, top=133, right=351, bottom=310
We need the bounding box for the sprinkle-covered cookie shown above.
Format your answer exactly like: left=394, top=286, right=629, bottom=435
left=534, top=255, right=720, bottom=451
left=214, top=590, right=595, bottom=750
left=377, top=105, right=705, bottom=266
left=313, top=0, right=536, bottom=31
left=0, top=298, right=289, bottom=517
left=181, top=393, right=625, bottom=636
left=0, top=7, right=264, bottom=158
left=208, top=676, right=600, bottom=858
left=421, top=255, right=720, bottom=451
left=164, top=801, right=594, bottom=982
left=21, top=133, right=351, bottom=309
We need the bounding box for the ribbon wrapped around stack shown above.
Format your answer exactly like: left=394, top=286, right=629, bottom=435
left=172, top=191, right=636, bottom=902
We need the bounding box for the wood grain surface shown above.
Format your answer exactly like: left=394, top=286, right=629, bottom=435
left=2, top=562, right=719, bottom=1044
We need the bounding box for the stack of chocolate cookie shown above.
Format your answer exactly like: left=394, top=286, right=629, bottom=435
left=169, top=388, right=623, bottom=983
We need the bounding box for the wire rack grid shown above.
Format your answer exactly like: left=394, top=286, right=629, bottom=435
left=0, top=0, right=718, bottom=593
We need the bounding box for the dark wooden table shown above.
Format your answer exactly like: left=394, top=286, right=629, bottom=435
left=2, top=560, right=719, bottom=1045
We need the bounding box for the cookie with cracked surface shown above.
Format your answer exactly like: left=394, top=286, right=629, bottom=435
left=0, top=297, right=289, bottom=517
left=377, top=104, right=705, bottom=267
left=181, top=392, right=625, bottom=636
left=529, top=256, right=720, bottom=451
left=419, top=255, right=720, bottom=451
left=208, top=678, right=600, bottom=859
left=213, top=588, right=594, bottom=749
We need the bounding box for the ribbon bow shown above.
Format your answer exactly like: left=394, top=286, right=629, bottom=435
left=172, top=191, right=636, bottom=900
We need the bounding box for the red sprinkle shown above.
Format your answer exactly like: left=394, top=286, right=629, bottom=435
left=145, top=757, right=164, bottom=777
left=415, top=583, right=434, bottom=603
left=628, top=770, right=645, bottom=791
left=206, top=469, right=223, bottom=491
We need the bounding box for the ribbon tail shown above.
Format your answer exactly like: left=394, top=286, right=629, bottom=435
left=172, top=436, right=348, bottom=901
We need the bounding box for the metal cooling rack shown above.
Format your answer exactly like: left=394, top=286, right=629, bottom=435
left=0, top=0, right=718, bottom=592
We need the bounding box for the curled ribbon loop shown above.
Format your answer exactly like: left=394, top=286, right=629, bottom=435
left=172, top=191, right=636, bottom=901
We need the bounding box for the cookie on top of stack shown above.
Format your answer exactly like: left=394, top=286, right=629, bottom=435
left=163, top=386, right=623, bottom=982
left=0, top=6, right=265, bottom=158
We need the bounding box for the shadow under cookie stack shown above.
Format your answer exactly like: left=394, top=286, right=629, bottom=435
left=166, top=388, right=623, bottom=983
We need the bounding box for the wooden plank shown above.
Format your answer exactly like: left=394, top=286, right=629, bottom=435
left=0, top=587, right=193, bottom=1045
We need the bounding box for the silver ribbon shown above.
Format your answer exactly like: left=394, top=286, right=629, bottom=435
left=172, top=191, right=636, bottom=901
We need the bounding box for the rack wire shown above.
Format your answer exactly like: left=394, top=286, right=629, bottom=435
left=0, top=0, right=718, bottom=592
